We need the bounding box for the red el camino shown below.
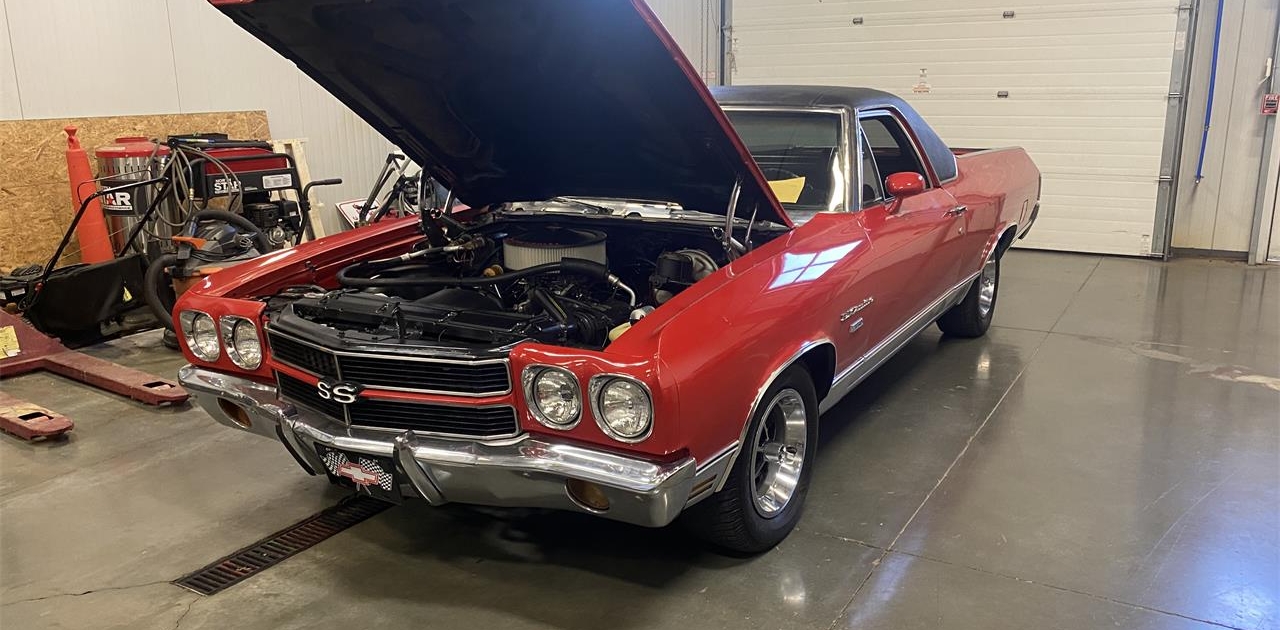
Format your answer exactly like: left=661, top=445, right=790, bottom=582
left=179, top=0, right=1040, bottom=553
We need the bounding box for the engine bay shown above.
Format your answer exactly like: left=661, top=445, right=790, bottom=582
left=268, top=214, right=785, bottom=352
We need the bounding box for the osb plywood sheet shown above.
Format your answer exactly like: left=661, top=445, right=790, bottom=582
left=0, top=111, right=269, bottom=267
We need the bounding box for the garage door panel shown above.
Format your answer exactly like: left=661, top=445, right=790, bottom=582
left=1019, top=223, right=1151, bottom=255
left=734, top=0, right=1176, bottom=25
left=734, top=0, right=1175, bottom=18
left=1042, top=179, right=1159, bottom=202
left=934, top=124, right=1161, bottom=143
left=749, top=69, right=1172, bottom=90
left=739, top=54, right=1175, bottom=76
left=922, top=115, right=1164, bottom=131
left=1042, top=197, right=1162, bottom=220
left=731, top=0, right=1180, bottom=255
left=734, top=16, right=1177, bottom=42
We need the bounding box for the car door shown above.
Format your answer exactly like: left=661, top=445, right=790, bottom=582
left=852, top=112, right=965, bottom=346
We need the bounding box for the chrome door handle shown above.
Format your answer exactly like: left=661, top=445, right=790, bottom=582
left=945, top=205, right=968, bottom=217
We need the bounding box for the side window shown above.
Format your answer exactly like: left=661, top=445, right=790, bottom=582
left=860, top=114, right=928, bottom=186
left=859, top=131, right=884, bottom=207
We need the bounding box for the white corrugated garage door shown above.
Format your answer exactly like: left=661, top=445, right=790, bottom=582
left=729, top=0, right=1185, bottom=255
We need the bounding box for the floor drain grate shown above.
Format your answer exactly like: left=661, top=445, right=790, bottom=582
left=173, top=495, right=393, bottom=596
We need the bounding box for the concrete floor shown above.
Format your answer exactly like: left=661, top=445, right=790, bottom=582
left=1, top=250, right=1277, bottom=630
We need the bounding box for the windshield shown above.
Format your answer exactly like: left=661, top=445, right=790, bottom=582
left=724, top=110, right=846, bottom=214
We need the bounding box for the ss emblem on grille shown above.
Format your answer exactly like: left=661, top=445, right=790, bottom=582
left=317, top=379, right=362, bottom=404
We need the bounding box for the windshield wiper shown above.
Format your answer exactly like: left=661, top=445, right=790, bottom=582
left=550, top=197, right=614, bottom=215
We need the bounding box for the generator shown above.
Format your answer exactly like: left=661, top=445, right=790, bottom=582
left=93, top=134, right=314, bottom=257
left=167, top=134, right=306, bottom=249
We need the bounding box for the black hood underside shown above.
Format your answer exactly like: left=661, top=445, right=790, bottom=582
left=213, top=0, right=788, bottom=225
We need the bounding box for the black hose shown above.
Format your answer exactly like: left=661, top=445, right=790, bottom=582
left=189, top=209, right=272, bottom=253
left=336, top=257, right=610, bottom=289
left=143, top=253, right=179, bottom=330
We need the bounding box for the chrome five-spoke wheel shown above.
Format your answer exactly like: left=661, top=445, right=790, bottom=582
left=977, top=254, right=998, bottom=318
left=749, top=388, right=808, bottom=517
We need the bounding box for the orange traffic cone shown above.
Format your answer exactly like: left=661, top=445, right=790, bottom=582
left=64, top=126, right=114, bottom=263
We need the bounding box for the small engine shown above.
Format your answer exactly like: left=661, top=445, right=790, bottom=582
left=242, top=200, right=301, bottom=247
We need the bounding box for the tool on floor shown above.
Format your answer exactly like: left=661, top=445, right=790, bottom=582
left=0, top=311, right=188, bottom=440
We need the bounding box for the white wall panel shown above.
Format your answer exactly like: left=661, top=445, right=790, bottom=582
left=6, top=0, right=181, bottom=118
left=165, top=0, right=304, bottom=134
left=295, top=76, right=397, bottom=234
left=1171, top=0, right=1280, bottom=253
left=646, top=0, right=720, bottom=82
left=730, top=0, right=1183, bottom=255
left=0, top=0, right=22, bottom=119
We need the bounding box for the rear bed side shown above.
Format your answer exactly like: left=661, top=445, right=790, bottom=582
left=945, top=147, right=1041, bottom=275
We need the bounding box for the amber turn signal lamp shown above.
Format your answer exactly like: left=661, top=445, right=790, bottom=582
left=566, top=479, right=610, bottom=512
left=217, top=398, right=253, bottom=429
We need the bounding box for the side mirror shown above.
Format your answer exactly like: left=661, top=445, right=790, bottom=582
left=885, top=172, right=926, bottom=198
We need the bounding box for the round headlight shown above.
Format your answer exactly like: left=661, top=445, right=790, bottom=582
left=593, top=377, right=653, bottom=442
left=181, top=311, right=220, bottom=362
left=524, top=366, right=581, bottom=429
left=222, top=317, right=262, bottom=369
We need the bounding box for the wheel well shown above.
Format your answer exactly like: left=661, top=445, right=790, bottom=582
left=996, top=225, right=1018, bottom=258
left=795, top=343, right=835, bottom=402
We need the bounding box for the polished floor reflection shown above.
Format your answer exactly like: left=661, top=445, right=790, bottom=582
left=1, top=251, right=1277, bottom=630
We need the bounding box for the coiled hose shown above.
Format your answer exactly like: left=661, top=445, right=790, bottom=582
left=142, top=210, right=270, bottom=330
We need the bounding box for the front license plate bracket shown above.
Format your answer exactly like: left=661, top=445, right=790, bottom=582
left=314, top=444, right=402, bottom=504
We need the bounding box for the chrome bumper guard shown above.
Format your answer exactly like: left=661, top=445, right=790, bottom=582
left=179, top=366, right=721, bottom=528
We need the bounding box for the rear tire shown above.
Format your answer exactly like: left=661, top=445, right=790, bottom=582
left=681, top=365, right=819, bottom=555
left=937, top=251, right=999, bottom=338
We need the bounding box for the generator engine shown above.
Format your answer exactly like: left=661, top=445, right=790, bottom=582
left=171, top=134, right=305, bottom=251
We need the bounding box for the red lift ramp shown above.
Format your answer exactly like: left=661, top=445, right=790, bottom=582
left=0, top=311, right=188, bottom=439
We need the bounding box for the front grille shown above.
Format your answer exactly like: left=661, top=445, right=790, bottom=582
left=338, top=356, right=511, bottom=395
left=277, top=371, right=344, bottom=419
left=268, top=333, right=337, bottom=375
left=276, top=373, right=520, bottom=439
left=348, top=399, right=519, bottom=438
left=267, top=331, right=511, bottom=396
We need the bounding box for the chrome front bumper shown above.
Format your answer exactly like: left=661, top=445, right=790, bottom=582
left=179, top=365, right=725, bottom=527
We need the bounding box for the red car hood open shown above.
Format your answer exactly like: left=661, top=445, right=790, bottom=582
left=210, top=0, right=789, bottom=227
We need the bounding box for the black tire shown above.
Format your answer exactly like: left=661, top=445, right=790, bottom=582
left=681, top=365, right=819, bottom=555
left=937, top=253, right=999, bottom=338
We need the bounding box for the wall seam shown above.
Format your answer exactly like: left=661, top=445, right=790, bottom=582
left=161, top=0, right=184, bottom=112
left=2, top=0, right=25, bottom=119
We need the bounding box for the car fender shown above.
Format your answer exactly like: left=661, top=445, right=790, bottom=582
left=611, top=214, right=870, bottom=465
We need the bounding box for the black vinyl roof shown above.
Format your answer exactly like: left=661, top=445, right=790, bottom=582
left=712, top=85, right=958, bottom=182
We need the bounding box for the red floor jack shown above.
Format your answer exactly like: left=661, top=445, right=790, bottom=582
left=0, top=311, right=189, bottom=440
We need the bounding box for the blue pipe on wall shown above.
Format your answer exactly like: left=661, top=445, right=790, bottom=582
left=1194, top=0, right=1227, bottom=183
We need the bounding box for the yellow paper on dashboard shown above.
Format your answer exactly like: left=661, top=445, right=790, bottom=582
left=767, top=177, right=805, bottom=204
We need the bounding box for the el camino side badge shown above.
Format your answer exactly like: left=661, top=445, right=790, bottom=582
left=841, top=297, right=873, bottom=333
left=840, top=298, right=874, bottom=322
